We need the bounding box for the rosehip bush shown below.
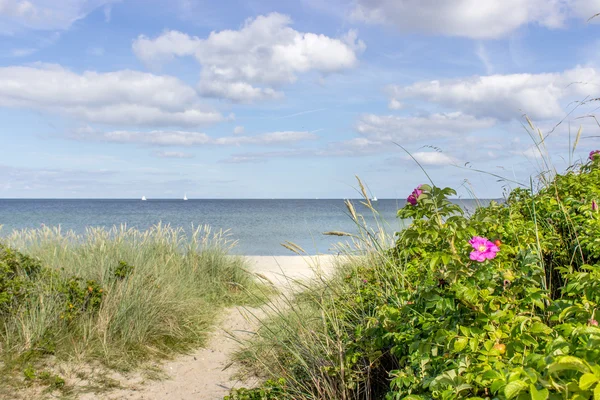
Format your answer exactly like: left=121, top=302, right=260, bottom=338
left=229, top=154, right=600, bottom=400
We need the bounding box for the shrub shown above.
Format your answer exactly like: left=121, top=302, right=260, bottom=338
left=0, top=244, right=42, bottom=315
left=233, top=154, right=600, bottom=400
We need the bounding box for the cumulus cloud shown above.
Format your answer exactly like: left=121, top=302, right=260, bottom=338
left=0, top=0, right=119, bottom=33
left=351, top=0, right=600, bottom=39
left=0, top=65, right=224, bottom=127
left=356, top=112, right=496, bottom=142
left=79, top=129, right=318, bottom=147
left=233, top=126, right=245, bottom=135
left=388, top=67, right=600, bottom=121
left=132, top=13, right=365, bottom=102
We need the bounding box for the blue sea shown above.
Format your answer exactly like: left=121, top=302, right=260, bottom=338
left=0, top=199, right=490, bottom=255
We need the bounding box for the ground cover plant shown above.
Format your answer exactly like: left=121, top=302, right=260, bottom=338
left=0, top=224, right=267, bottom=395
left=228, top=150, right=600, bottom=400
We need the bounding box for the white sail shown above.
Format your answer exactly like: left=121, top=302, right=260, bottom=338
left=372, top=196, right=378, bottom=201
left=141, top=196, right=147, bottom=201
left=183, top=194, right=188, bottom=201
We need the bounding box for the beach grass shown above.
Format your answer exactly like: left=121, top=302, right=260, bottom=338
left=0, top=223, right=271, bottom=394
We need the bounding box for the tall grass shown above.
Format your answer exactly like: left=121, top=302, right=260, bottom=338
left=233, top=188, right=400, bottom=399
left=0, top=223, right=266, bottom=371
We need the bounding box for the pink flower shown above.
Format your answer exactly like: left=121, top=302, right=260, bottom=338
left=593, top=200, right=598, bottom=212
left=589, top=319, right=598, bottom=326
left=407, top=185, right=423, bottom=206
left=590, top=150, right=600, bottom=161
left=469, top=236, right=500, bottom=262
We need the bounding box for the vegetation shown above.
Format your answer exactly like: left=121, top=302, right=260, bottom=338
left=0, top=224, right=267, bottom=395
left=229, top=151, right=600, bottom=400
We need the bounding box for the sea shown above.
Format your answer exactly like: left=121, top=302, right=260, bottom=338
left=0, top=199, right=491, bottom=255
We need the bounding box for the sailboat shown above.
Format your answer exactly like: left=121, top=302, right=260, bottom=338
left=141, top=196, right=147, bottom=201
left=371, top=196, right=378, bottom=202
left=183, top=194, right=188, bottom=201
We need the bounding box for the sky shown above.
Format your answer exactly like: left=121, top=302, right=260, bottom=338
left=1, top=0, right=600, bottom=199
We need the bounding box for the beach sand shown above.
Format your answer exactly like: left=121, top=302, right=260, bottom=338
left=78, top=255, right=336, bottom=400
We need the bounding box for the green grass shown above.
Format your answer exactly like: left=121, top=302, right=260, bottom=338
left=0, top=223, right=272, bottom=395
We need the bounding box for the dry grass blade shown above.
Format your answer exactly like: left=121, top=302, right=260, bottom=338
left=355, top=175, right=371, bottom=207
left=345, top=200, right=357, bottom=223
left=323, top=231, right=356, bottom=237
left=525, top=115, right=536, bottom=131
left=281, top=241, right=307, bottom=255
left=573, top=125, right=583, bottom=154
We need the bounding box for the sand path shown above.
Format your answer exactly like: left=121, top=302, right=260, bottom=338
left=86, top=255, right=335, bottom=400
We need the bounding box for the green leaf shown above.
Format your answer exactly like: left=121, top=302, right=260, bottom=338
left=548, top=356, right=591, bottom=374
left=505, top=380, right=528, bottom=400
left=530, top=384, right=549, bottom=400
left=530, top=322, right=552, bottom=335
left=580, top=373, right=599, bottom=391
left=454, top=337, right=468, bottom=352
left=595, top=382, right=600, bottom=400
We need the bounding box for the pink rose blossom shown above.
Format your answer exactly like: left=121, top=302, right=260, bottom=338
left=469, top=236, right=500, bottom=262
left=590, top=150, right=600, bottom=160
left=589, top=319, right=598, bottom=326
left=407, top=185, right=423, bottom=206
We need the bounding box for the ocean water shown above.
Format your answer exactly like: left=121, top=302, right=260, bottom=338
left=0, top=199, right=489, bottom=255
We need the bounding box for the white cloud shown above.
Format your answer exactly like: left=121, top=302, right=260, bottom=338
left=356, top=112, right=496, bottom=142
left=0, top=0, right=119, bottom=33
left=81, top=129, right=318, bottom=147
left=0, top=65, right=224, bottom=127
left=412, top=151, right=459, bottom=166
left=132, top=13, right=365, bottom=102
left=388, top=98, right=403, bottom=110
left=155, top=151, right=195, bottom=159
left=233, top=126, right=245, bottom=135
left=351, top=0, right=600, bottom=39
left=388, top=66, right=600, bottom=121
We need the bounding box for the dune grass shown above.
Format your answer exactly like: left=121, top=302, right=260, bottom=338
left=0, top=223, right=270, bottom=394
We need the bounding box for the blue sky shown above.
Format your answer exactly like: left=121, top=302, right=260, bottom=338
left=1, top=0, right=600, bottom=199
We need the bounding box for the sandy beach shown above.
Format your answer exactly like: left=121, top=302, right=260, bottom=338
left=77, top=255, right=336, bottom=400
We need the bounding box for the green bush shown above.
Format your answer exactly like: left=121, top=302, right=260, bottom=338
left=0, top=244, right=42, bottom=315
left=234, top=153, right=600, bottom=399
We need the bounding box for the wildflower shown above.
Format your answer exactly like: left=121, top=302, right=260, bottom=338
left=469, top=236, right=499, bottom=262
left=88, top=286, right=93, bottom=292
left=593, top=200, right=598, bottom=211
left=590, top=150, right=600, bottom=160
left=589, top=319, right=599, bottom=326
left=362, top=279, right=368, bottom=284
left=407, top=185, right=423, bottom=206
left=494, top=239, right=502, bottom=247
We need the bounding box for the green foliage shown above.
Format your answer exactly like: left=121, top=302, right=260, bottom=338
left=225, top=379, right=287, bottom=400
left=58, top=276, right=103, bottom=321
left=0, top=244, right=42, bottom=315
left=112, top=260, right=134, bottom=280
left=234, top=156, right=600, bottom=399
